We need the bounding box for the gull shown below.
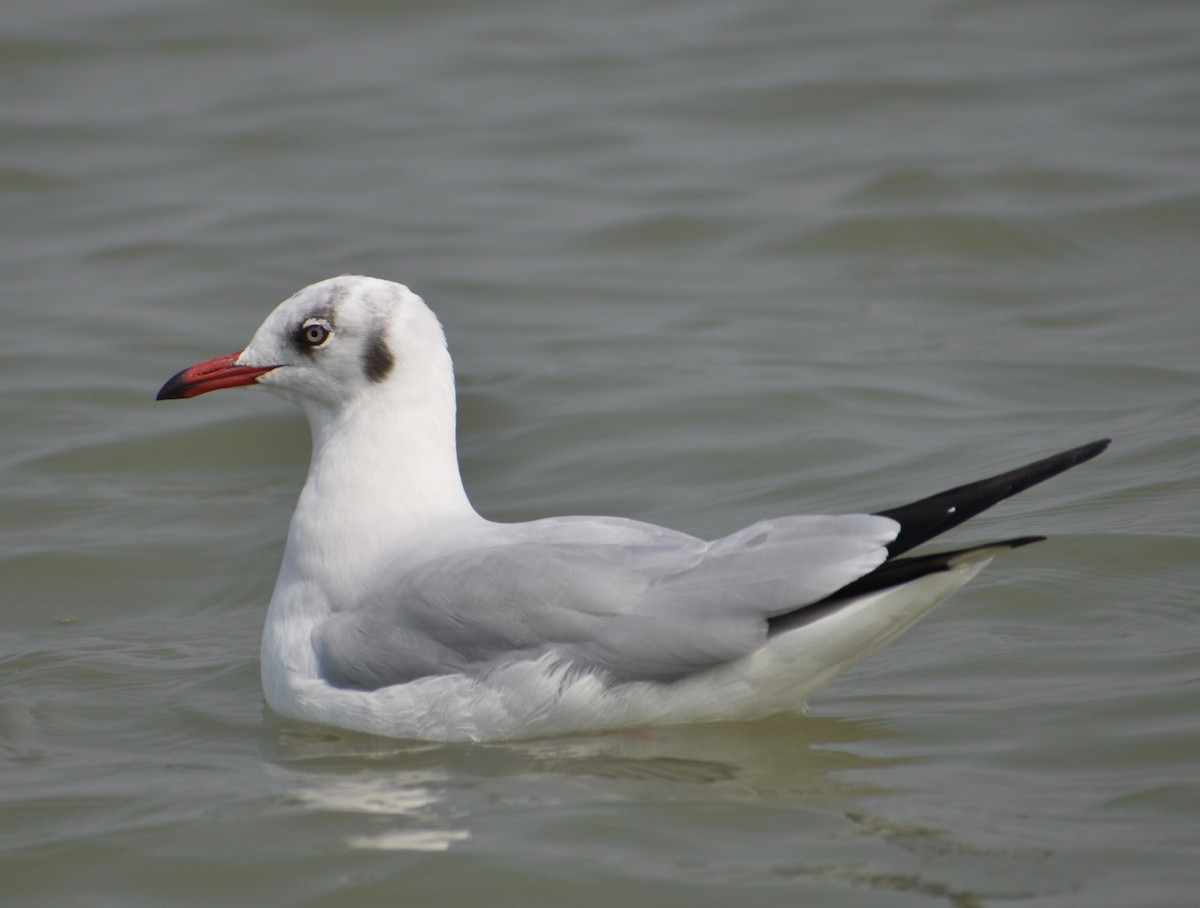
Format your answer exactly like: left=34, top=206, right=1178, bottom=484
left=157, top=275, right=1108, bottom=742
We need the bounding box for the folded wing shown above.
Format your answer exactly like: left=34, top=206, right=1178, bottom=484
left=313, top=514, right=898, bottom=689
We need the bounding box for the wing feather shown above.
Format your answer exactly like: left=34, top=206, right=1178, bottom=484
left=313, top=514, right=898, bottom=688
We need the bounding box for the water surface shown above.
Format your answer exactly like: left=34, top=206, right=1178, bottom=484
left=3, top=1, right=1199, bottom=905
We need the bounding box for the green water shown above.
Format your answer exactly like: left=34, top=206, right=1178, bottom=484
left=3, top=0, right=1199, bottom=905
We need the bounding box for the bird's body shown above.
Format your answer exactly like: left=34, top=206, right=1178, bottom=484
left=158, top=276, right=1107, bottom=742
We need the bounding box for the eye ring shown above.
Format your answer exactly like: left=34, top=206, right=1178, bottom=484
left=299, top=319, right=332, bottom=348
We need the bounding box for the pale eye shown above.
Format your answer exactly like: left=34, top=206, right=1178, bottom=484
left=299, top=320, right=331, bottom=347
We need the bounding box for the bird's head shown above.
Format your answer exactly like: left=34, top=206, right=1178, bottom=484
left=157, top=275, right=452, bottom=416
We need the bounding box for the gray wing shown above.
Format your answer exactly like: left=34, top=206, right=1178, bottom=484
left=312, top=514, right=898, bottom=690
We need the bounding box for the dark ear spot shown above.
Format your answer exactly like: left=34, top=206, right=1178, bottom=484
left=364, top=333, right=395, bottom=383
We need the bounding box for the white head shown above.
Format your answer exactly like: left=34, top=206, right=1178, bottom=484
left=158, top=274, right=475, bottom=541
left=157, top=275, right=454, bottom=421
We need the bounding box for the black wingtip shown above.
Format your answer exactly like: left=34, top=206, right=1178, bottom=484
left=768, top=534, right=1049, bottom=636
left=1006, top=534, right=1048, bottom=549
left=876, top=439, right=1110, bottom=558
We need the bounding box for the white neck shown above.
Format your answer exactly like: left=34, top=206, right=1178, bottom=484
left=278, top=374, right=480, bottom=606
